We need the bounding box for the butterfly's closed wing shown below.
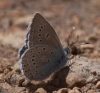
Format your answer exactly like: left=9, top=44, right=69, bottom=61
left=19, top=44, right=67, bottom=81
left=26, top=13, right=64, bottom=53
left=18, top=13, right=68, bottom=81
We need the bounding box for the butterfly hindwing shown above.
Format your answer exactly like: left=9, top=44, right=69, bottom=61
left=19, top=44, right=66, bottom=80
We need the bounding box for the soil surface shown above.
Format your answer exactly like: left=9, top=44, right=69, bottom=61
left=0, top=0, right=100, bottom=93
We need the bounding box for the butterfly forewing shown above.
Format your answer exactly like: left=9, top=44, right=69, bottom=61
left=19, top=45, right=65, bottom=80
left=26, top=13, right=64, bottom=55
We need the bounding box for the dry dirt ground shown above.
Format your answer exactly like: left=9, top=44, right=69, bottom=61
left=0, top=0, right=100, bottom=93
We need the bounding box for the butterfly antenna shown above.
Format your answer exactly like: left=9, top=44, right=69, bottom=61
left=67, top=27, right=75, bottom=46
left=67, top=34, right=70, bottom=46
left=70, top=35, right=79, bottom=46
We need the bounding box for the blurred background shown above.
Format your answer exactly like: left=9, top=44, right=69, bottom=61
left=0, top=0, right=100, bottom=92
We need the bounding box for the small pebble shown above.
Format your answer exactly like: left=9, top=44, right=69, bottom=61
left=22, top=80, right=30, bottom=87
left=88, top=34, right=98, bottom=42
left=34, top=88, right=47, bottom=93
left=4, top=69, right=10, bottom=74
left=93, top=50, right=99, bottom=58
left=0, top=68, right=4, bottom=73
left=57, top=88, right=68, bottom=93
left=96, top=81, right=100, bottom=89
left=91, top=70, right=97, bottom=76
left=11, top=74, right=25, bottom=86
left=87, top=90, right=96, bottom=93
left=69, top=87, right=81, bottom=93
left=11, top=63, right=20, bottom=73
left=80, top=44, right=95, bottom=49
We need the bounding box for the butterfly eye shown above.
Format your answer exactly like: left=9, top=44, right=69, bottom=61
left=66, top=49, right=70, bottom=54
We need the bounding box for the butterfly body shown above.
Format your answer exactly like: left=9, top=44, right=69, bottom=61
left=18, top=13, right=68, bottom=81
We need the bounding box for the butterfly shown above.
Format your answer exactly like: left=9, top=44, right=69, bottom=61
left=18, top=13, right=70, bottom=81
